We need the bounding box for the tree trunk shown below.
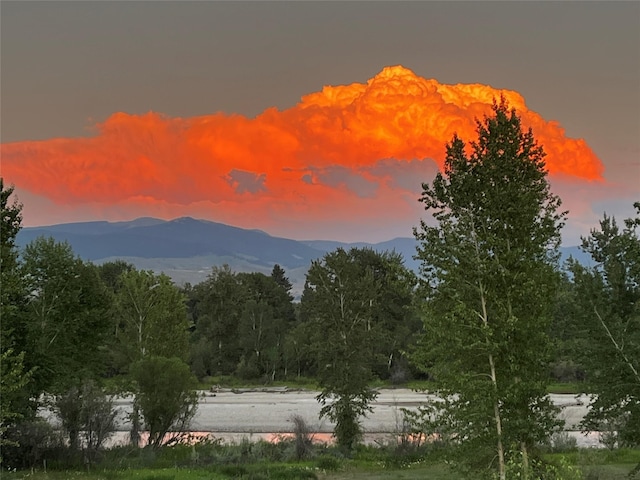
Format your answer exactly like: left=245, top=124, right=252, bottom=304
left=480, top=283, right=505, bottom=480
left=489, top=353, right=506, bottom=480
left=474, top=224, right=506, bottom=480
left=521, top=442, right=530, bottom=480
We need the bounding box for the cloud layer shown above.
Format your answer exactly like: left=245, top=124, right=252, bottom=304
left=2, top=65, right=606, bottom=241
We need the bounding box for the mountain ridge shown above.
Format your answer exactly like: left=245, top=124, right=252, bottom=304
left=17, top=217, right=593, bottom=295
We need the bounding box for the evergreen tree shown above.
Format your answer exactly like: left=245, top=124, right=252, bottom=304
left=271, top=264, right=293, bottom=298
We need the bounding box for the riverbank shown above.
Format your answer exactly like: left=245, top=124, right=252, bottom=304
left=99, top=388, right=602, bottom=448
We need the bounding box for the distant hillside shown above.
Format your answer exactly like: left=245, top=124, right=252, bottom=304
left=18, top=217, right=324, bottom=269
left=17, top=217, right=592, bottom=294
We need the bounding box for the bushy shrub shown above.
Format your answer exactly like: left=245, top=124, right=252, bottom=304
left=131, top=356, right=199, bottom=448
left=1, top=417, right=63, bottom=469
left=54, top=379, right=118, bottom=461
left=547, top=431, right=578, bottom=453
left=502, top=451, right=583, bottom=480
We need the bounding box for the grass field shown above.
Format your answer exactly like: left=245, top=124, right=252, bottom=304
left=4, top=448, right=639, bottom=480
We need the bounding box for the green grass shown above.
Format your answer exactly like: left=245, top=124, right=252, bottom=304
left=547, top=448, right=640, bottom=479
left=5, top=442, right=639, bottom=480
left=2, top=469, right=225, bottom=480
left=2, top=464, right=455, bottom=480
left=547, top=382, right=583, bottom=394
left=319, top=463, right=454, bottom=479
left=7, top=458, right=638, bottom=480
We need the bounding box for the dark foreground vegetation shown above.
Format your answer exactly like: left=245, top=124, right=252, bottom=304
left=2, top=101, right=639, bottom=478
left=3, top=430, right=640, bottom=480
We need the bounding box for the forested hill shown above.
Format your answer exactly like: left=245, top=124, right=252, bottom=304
left=16, top=217, right=591, bottom=289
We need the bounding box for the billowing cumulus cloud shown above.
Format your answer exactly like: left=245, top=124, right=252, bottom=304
left=2, top=65, right=606, bottom=241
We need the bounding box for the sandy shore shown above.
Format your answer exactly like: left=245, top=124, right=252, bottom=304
left=103, top=388, right=601, bottom=447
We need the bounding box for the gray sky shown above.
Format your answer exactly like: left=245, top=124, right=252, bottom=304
left=1, top=1, right=639, bottom=242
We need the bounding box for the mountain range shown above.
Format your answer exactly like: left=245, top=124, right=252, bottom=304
left=16, top=217, right=593, bottom=297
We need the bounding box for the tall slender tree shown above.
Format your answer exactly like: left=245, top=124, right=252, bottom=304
left=0, top=179, right=31, bottom=450
left=569, top=203, right=640, bottom=447
left=0, top=180, right=25, bottom=354
left=413, top=99, right=566, bottom=478
left=301, top=247, right=416, bottom=451
left=301, top=248, right=378, bottom=452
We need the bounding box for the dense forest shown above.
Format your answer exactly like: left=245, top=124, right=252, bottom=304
left=1, top=103, right=638, bottom=478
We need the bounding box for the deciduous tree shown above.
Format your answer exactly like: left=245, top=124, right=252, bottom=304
left=236, top=271, right=296, bottom=380
left=188, top=266, right=248, bottom=377
left=413, top=100, right=565, bottom=478
left=131, top=356, right=198, bottom=448
left=0, top=180, right=31, bottom=448
left=302, top=247, right=412, bottom=451
left=114, top=269, right=190, bottom=368
left=569, top=203, right=640, bottom=447
left=20, top=238, right=111, bottom=393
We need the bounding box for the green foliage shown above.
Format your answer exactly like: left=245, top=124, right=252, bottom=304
left=20, top=237, right=112, bottom=394
left=188, top=266, right=297, bottom=381
left=0, top=179, right=25, bottom=342
left=3, top=443, right=640, bottom=480
left=271, top=264, right=293, bottom=296
left=1, top=417, right=62, bottom=469
left=0, top=348, right=32, bottom=455
left=413, top=99, right=566, bottom=478
left=188, top=266, right=249, bottom=376
left=569, top=203, right=640, bottom=447
left=302, top=247, right=379, bottom=451
left=301, top=247, right=416, bottom=452
left=501, top=451, right=583, bottom=480
left=315, top=454, right=342, bottom=471
left=236, top=271, right=297, bottom=381
left=114, top=270, right=191, bottom=369
left=131, top=356, right=198, bottom=448
left=0, top=180, right=33, bottom=451
left=97, top=260, right=135, bottom=291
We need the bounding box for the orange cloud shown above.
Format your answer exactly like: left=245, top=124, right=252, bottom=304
left=1, top=65, right=604, bottom=238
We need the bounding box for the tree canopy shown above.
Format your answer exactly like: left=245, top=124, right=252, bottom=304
left=413, top=99, right=566, bottom=478
left=569, top=203, right=640, bottom=447
left=301, top=247, right=417, bottom=451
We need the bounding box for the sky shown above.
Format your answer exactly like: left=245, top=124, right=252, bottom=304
left=1, top=1, right=639, bottom=244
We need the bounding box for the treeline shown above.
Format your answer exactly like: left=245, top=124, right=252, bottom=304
left=1, top=230, right=422, bottom=390
left=0, top=178, right=426, bottom=465
left=2, top=179, right=637, bottom=448
left=1, top=103, right=638, bottom=478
